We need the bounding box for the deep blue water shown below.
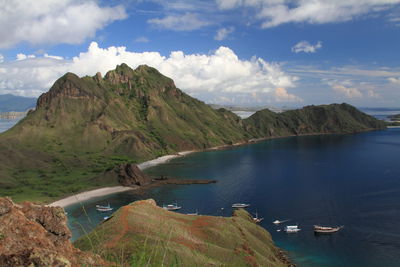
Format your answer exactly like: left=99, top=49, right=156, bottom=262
left=66, top=128, right=400, bottom=267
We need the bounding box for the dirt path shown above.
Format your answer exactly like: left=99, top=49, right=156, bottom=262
left=104, top=206, right=130, bottom=248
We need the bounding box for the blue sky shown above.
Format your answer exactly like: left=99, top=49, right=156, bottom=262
left=0, top=0, right=399, bottom=108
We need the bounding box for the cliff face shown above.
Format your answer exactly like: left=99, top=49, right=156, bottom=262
left=0, top=197, right=105, bottom=266
left=74, top=199, right=290, bottom=266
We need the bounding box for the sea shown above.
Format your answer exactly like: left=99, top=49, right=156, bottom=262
left=2, top=108, right=400, bottom=266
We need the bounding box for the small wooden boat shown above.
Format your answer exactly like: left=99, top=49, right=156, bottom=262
left=314, top=225, right=343, bottom=234
left=96, top=204, right=113, bottom=212
left=187, top=210, right=198, bottom=216
left=232, top=203, right=250, bottom=208
left=163, top=203, right=182, bottom=211
left=284, top=225, right=301, bottom=233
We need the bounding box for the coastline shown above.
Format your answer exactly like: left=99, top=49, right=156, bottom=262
left=48, top=186, right=135, bottom=208
left=49, top=128, right=384, bottom=209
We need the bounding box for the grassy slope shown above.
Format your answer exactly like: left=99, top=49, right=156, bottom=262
left=74, top=199, right=287, bottom=267
left=0, top=65, right=246, bottom=202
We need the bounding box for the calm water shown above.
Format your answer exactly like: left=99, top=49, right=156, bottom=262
left=66, top=128, right=400, bottom=266
left=0, top=118, right=21, bottom=133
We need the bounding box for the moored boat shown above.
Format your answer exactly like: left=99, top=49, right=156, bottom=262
left=253, top=211, right=264, bottom=223
left=272, top=219, right=290, bottom=225
left=284, top=225, right=301, bottom=233
left=314, top=225, right=343, bottom=234
left=96, top=204, right=113, bottom=212
left=163, top=203, right=182, bottom=211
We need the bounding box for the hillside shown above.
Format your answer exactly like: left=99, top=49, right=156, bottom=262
left=0, top=64, right=385, bottom=202
left=74, top=199, right=289, bottom=266
left=244, top=103, right=386, bottom=137
left=0, top=94, right=36, bottom=112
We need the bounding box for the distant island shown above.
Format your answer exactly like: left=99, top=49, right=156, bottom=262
left=0, top=94, right=36, bottom=113
left=0, top=64, right=385, bottom=202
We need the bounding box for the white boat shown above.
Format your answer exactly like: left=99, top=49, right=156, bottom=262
left=284, top=225, right=301, bottom=233
left=253, top=211, right=264, bottom=223
left=232, top=203, right=250, bottom=208
left=163, top=203, right=182, bottom=211
left=272, top=219, right=290, bottom=225
left=314, top=225, right=343, bottom=234
left=96, top=204, right=113, bottom=212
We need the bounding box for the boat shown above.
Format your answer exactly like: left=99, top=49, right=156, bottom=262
left=253, top=211, right=264, bottom=223
left=232, top=203, right=250, bottom=208
left=314, top=225, right=343, bottom=234
left=272, top=219, right=290, bottom=225
left=96, top=204, right=113, bottom=212
left=187, top=210, right=198, bottom=216
left=284, top=225, right=301, bottom=233
left=163, top=203, right=182, bottom=211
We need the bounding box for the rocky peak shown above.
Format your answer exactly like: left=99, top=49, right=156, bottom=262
left=116, top=163, right=152, bottom=186
left=0, top=197, right=106, bottom=266
left=36, top=72, right=91, bottom=109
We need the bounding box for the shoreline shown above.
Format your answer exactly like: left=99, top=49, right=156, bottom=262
left=49, top=128, right=385, bottom=208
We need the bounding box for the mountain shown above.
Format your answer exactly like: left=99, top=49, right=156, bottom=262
left=0, top=64, right=385, bottom=202
left=74, top=199, right=290, bottom=266
left=0, top=94, right=36, bottom=112
left=244, top=103, right=386, bottom=138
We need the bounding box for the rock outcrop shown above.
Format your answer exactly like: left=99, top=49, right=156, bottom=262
left=0, top=197, right=106, bottom=266
left=116, top=163, right=152, bottom=186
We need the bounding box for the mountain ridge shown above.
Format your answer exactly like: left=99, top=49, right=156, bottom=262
left=0, top=64, right=386, bottom=202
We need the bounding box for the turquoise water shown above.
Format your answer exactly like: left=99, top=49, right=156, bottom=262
left=66, top=128, right=400, bottom=266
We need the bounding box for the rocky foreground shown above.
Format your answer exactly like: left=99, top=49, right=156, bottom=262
left=0, top=196, right=292, bottom=266
left=0, top=197, right=106, bottom=266
left=74, top=199, right=292, bottom=266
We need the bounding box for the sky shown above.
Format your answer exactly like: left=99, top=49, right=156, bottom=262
left=0, top=0, right=400, bottom=108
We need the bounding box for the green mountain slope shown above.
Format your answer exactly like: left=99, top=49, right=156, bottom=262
left=244, top=103, right=386, bottom=137
left=0, top=64, right=385, bottom=202
left=74, top=199, right=289, bottom=266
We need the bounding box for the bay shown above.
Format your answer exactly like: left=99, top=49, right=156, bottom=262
left=66, top=128, right=400, bottom=266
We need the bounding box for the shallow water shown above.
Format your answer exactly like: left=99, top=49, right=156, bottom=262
left=67, top=128, right=400, bottom=266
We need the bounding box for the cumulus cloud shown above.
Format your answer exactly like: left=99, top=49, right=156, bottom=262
left=292, top=41, right=322, bottom=53
left=0, top=42, right=297, bottom=104
left=216, top=0, right=400, bottom=28
left=330, top=82, right=363, bottom=98
left=388, top=77, right=400, bottom=84
left=0, top=0, right=127, bottom=48
left=215, top=27, right=235, bottom=41
left=274, top=87, right=302, bottom=102
left=134, top=37, right=150, bottom=43
left=0, top=54, right=3, bottom=63
left=148, top=13, right=211, bottom=31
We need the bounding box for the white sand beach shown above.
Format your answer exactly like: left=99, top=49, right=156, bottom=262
left=137, top=150, right=195, bottom=170
left=48, top=186, right=134, bottom=208
left=49, top=150, right=196, bottom=208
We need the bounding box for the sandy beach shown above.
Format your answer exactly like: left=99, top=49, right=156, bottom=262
left=49, top=150, right=196, bottom=208
left=48, top=186, right=135, bottom=208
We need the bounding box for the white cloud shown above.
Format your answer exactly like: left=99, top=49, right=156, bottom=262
left=330, top=82, right=363, bottom=98
left=274, top=87, right=302, bottom=102
left=292, top=41, right=322, bottom=53
left=216, top=0, right=400, bottom=28
left=0, top=42, right=297, bottom=104
left=134, top=37, right=150, bottom=43
left=0, top=0, right=127, bottom=48
left=44, top=54, right=63, bottom=60
left=148, top=13, right=211, bottom=31
left=16, top=54, right=36, bottom=61
left=388, top=77, right=400, bottom=84
left=0, top=54, right=3, bottom=63
left=215, top=27, right=235, bottom=41
left=367, top=89, right=380, bottom=98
